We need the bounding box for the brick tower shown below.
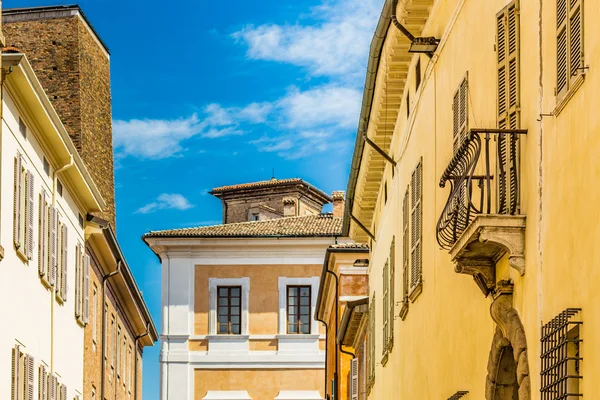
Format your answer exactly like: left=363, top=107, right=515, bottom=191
left=3, top=5, right=116, bottom=225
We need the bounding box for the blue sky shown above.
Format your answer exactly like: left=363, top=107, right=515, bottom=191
left=6, top=0, right=383, bottom=397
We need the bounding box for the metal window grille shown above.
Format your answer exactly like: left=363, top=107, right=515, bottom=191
left=286, top=285, right=311, bottom=334
left=217, top=286, right=242, bottom=334
left=540, top=308, right=582, bottom=399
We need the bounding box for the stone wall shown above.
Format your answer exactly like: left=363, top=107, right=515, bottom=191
left=3, top=13, right=116, bottom=225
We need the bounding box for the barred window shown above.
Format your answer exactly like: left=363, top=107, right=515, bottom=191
left=541, top=308, right=582, bottom=399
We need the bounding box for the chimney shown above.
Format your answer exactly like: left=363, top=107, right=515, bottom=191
left=282, top=197, right=297, bottom=217
left=332, top=191, right=345, bottom=218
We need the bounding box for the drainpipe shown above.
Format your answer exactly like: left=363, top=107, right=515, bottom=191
left=101, top=261, right=122, bottom=400
left=315, top=317, right=328, bottom=400
left=324, top=269, right=339, bottom=400
left=133, top=323, right=150, bottom=400
left=50, top=155, right=74, bottom=373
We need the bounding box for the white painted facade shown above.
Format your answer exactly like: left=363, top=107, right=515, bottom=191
left=146, top=236, right=350, bottom=400
left=0, top=54, right=103, bottom=400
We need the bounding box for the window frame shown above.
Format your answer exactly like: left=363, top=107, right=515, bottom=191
left=217, top=286, right=243, bottom=335
left=209, top=277, right=250, bottom=335
left=277, top=277, right=319, bottom=335
left=286, top=285, right=312, bottom=334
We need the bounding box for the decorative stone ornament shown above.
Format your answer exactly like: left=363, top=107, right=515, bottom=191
left=485, top=281, right=531, bottom=400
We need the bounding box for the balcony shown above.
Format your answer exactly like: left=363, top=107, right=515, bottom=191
left=436, top=129, right=527, bottom=295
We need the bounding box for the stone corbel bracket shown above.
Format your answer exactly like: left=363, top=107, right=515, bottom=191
left=450, top=215, right=526, bottom=295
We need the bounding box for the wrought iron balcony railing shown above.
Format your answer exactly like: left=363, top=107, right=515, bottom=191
left=436, top=128, right=527, bottom=250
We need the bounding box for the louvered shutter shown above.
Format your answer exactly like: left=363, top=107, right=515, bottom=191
left=569, top=0, right=583, bottom=86
left=402, top=189, right=409, bottom=304
left=39, top=364, right=47, bottom=400
left=50, top=207, right=58, bottom=286
left=39, top=192, right=49, bottom=280
left=25, top=354, right=34, bottom=400
left=49, top=375, right=56, bottom=400
left=60, top=384, right=66, bottom=400
left=389, top=238, right=395, bottom=346
left=14, top=155, right=22, bottom=248
left=382, top=262, right=388, bottom=354
left=410, top=161, right=422, bottom=290
left=556, top=0, right=568, bottom=96
left=350, top=358, right=359, bottom=400
left=26, top=172, right=35, bottom=259
left=12, top=345, right=20, bottom=400
left=83, top=253, right=91, bottom=324
left=60, top=224, right=68, bottom=301
left=497, top=1, right=520, bottom=215
left=74, top=245, right=81, bottom=318
left=452, top=91, right=460, bottom=152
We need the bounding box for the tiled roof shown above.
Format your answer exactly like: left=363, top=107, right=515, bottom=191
left=329, top=243, right=369, bottom=250
left=210, top=178, right=303, bottom=193
left=144, top=213, right=343, bottom=238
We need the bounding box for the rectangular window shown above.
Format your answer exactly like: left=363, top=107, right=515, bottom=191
left=388, top=238, right=395, bottom=347
left=56, top=217, right=68, bottom=303
left=75, top=243, right=89, bottom=325
left=556, top=0, right=583, bottom=98
left=286, top=285, right=311, bottom=334
left=251, top=213, right=259, bottom=221
left=11, top=345, right=34, bottom=400
left=217, top=286, right=242, bottom=334
left=382, top=261, right=389, bottom=361
left=400, top=188, right=409, bottom=320
left=452, top=75, right=468, bottom=152
left=409, top=160, right=423, bottom=299
left=541, top=308, right=582, bottom=399
left=43, top=157, right=50, bottom=175
left=406, top=92, right=410, bottom=118
left=367, top=295, right=376, bottom=391
left=117, top=326, right=121, bottom=379
left=110, top=314, right=116, bottom=370
left=19, top=118, right=27, bottom=138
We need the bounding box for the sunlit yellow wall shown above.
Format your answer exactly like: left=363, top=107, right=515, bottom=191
left=353, top=0, right=600, bottom=398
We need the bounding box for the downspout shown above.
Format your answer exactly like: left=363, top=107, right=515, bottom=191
left=315, top=317, right=328, bottom=400
left=50, top=154, right=74, bottom=373
left=101, top=261, right=122, bottom=400
left=133, top=323, right=150, bottom=400
left=340, top=346, right=355, bottom=359
left=324, top=269, right=339, bottom=400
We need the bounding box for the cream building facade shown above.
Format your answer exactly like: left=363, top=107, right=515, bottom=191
left=0, top=52, right=104, bottom=399
left=342, top=0, right=599, bottom=398
left=144, top=179, right=350, bottom=400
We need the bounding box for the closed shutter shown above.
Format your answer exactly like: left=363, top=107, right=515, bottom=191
left=39, top=364, right=48, bottom=400
left=60, top=224, right=68, bottom=301
left=410, top=160, right=422, bottom=290
left=50, top=207, right=58, bottom=286
left=382, top=262, right=388, bottom=354
left=14, top=154, right=22, bottom=249
left=452, top=77, right=468, bottom=152
left=388, top=238, right=395, bottom=347
left=60, top=384, right=66, bottom=400
left=557, top=0, right=583, bottom=98
left=26, top=172, right=35, bottom=259
left=569, top=0, right=583, bottom=85
left=49, top=375, right=56, bottom=400
left=497, top=1, right=520, bottom=215
left=74, top=245, right=81, bottom=318
left=12, top=345, right=20, bottom=400
left=402, top=188, right=409, bottom=306
left=25, top=354, right=34, bottom=400
left=350, top=358, right=359, bottom=400
left=39, top=192, right=49, bottom=280
left=83, top=254, right=91, bottom=324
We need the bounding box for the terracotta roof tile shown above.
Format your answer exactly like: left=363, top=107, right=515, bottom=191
left=210, top=178, right=303, bottom=192
left=329, top=243, right=370, bottom=250
left=144, top=213, right=343, bottom=238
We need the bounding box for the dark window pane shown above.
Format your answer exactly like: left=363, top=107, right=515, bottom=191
left=301, top=315, right=310, bottom=324
left=231, top=316, right=240, bottom=324
left=231, top=325, right=240, bottom=334
left=288, top=287, right=297, bottom=296
left=219, top=316, right=228, bottom=323
left=288, top=306, right=296, bottom=314
left=219, top=297, right=228, bottom=306
left=300, top=288, right=310, bottom=297
left=231, top=297, right=240, bottom=306
left=300, top=306, right=310, bottom=315
left=218, top=307, right=228, bottom=316
left=231, top=307, right=240, bottom=315
left=300, top=297, right=309, bottom=306
left=231, top=288, right=240, bottom=297
left=288, top=324, right=298, bottom=333
left=288, top=315, right=297, bottom=324
left=219, top=288, right=228, bottom=296
left=301, top=324, right=310, bottom=334
left=288, top=296, right=296, bottom=306
left=219, top=325, right=228, bottom=334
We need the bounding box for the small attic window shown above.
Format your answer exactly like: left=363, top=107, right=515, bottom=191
left=19, top=118, right=26, bottom=138
left=251, top=213, right=259, bottom=221
left=43, top=157, right=50, bottom=175
left=57, top=179, right=63, bottom=197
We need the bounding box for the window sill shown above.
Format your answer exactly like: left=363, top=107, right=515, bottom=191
left=207, top=334, right=250, bottom=341
left=554, top=74, right=585, bottom=117
left=409, top=282, right=423, bottom=303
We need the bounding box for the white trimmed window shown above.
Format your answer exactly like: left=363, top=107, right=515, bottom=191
left=278, top=277, right=320, bottom=335
left=14, top=152, right=35, bottom=262
left=209, top=278, right=250, bottom=335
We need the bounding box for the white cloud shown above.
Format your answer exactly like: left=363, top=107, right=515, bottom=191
left=233, top=0, right=381, bottom=80
left=135, top=193, right=194, bottom=214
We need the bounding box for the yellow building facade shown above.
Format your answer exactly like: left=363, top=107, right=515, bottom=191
left=342, top=0, right=598, bottom=398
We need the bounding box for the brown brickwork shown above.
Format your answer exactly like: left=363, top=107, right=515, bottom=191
left=3, top=8, right=116, bottom=225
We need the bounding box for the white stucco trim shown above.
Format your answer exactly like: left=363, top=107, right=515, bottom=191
left=277, top=277, right=320, bottom=335
left=209, top=277, right=250, bottom=335
left=274, top=391, right=322, bottom=399
left=203, top=390, right=252, bottom=399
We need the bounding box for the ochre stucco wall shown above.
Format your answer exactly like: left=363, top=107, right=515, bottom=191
left=194, top=264, right=322, bottom=335
left=194, top=369, right=323, bottom=400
